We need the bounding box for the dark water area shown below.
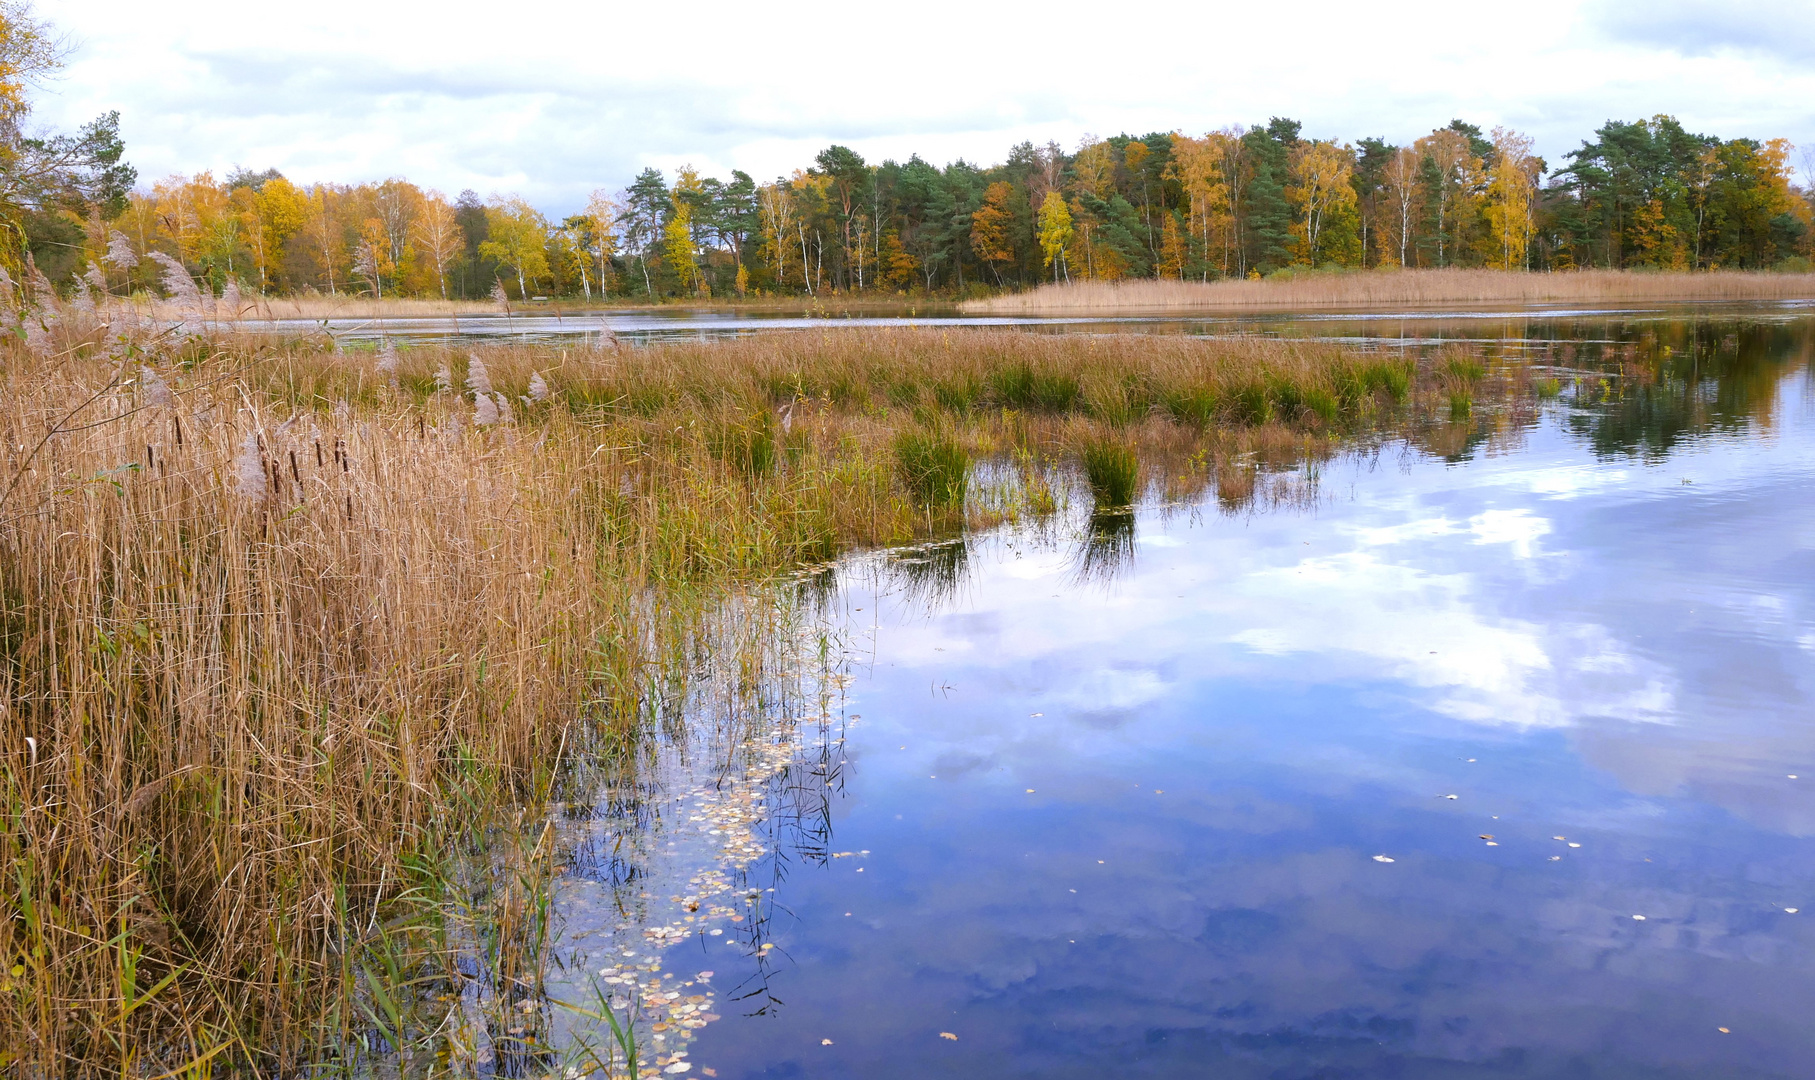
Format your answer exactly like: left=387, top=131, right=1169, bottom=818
left=541, top=313, right=1815, bottom=1079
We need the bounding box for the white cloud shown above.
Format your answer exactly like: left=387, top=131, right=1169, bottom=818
left=32, top=0, right=1815, bottom=214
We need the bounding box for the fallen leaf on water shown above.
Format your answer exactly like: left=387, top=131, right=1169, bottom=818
left=1373, top=855, right=1395, bottom=863
left=1568, top=843, right=1582, bottom=848
left=1632, top=915, right=1646, bottom=921
left=1719, top=1027, right=1730, bottom=1034
left=664, top=1065, right=692, bottom=1074
left=1549, top=856, right=1562, bottom=861
left=821, top=1039, right=833, bottom=1046
left=1443, top=794, right=1458, bottom=800
left=1486, top=842, right=1499, bottom=846
left=702, top=1070, right=718, bottom=1077
left=1480, top=835, right=1494, bottom=840
left=940, top=1032, right=959, bottom=1041
left=1785, top=908, right=1799, bottom=914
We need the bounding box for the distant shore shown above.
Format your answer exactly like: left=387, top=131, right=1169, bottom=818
left=961, top=269, right=1815, bottom=315
left=136, top=293, right=949, bottom=323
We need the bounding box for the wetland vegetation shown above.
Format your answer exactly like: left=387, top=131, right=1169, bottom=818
left=1, top=285, right=1573, bottom=1072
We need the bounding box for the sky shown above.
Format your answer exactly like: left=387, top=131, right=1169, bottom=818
left=34, top=0, right=1815, bottom=216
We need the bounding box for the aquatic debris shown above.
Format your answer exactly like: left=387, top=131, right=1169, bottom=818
left=940, top=1032, right=959, bottom=1041
left=1632, top=915, right=1646, bottom=921
left=821, top=1039, right=834, bottom=1046
left=1785, top=908, right=1799, bottom=914
left=1372, top=855, right=1395, bottom=863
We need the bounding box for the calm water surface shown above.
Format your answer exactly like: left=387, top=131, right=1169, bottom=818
left=256, top=298, right=1815, bottom=349
left=542, top=315, right=1815, bottom=1079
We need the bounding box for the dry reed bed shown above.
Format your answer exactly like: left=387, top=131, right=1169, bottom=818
left=2, top=321, right=1519, bottom=1072
left=963, top=267, right=1815, bottom=315
left=136, top=294, right=501, bottom=322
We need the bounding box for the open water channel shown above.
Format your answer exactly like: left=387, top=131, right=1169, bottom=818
left=502, top=307, right=1814, bottom=1079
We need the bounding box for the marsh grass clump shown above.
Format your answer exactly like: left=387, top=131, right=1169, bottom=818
left=895, top=428, right=970, bottom=507
left=1439, top=351, right=1486, bottom=419
left=1081, top=438, right=1140, bottom=508
left=708, top=408, right=779, bottom=477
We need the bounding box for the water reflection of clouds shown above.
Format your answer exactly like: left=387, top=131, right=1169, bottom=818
left=862, top=413, right=1811, bottom=836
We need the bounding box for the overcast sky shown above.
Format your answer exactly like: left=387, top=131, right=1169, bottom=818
left=34, top=0, right=1815, bottom=216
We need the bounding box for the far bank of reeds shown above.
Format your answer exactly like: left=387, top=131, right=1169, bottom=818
left=963, top=267, right=1815, bottom=315
left=2, top=314, right=1538, bottom=1073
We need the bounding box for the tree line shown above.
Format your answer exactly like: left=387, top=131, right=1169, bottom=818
left=67, top=116, right=1815, bottom=303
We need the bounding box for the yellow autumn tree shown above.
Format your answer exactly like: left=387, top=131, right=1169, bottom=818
left=1415, top=129, right=1481, bottom=267
left=971, top=181, right=1017, bottom=284
left=478, top=196, right=550, bottom=299
left=1167, top=132, right=1236, bottom=279
left=1073, top=135, right=1116, bottom=198
left=1287, top=140, right=1358, bottom=266
left=664, top=201, right=699, bottom=295
left=413, top=190, right=461, bottom=298
left=1485, top=127, right=1540, bottom=270
left=1036, top=190, right=1072, bottom=282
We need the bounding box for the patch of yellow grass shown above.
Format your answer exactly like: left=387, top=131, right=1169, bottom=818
left=963, top=268, right=1815, bottom=314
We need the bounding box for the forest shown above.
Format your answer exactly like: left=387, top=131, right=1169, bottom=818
left=49, top=122, right=1815, bottom=304
left=60, top=117, right=1809, bottom=305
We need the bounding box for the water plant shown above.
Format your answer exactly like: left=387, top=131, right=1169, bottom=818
left=1080, top=438, right=1140, bottom=508
left=895, top=428, right=970, bottom=508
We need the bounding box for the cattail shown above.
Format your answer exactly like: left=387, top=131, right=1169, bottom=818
left=494, top=391, right=514, bottom=424
left=474, top=392, right=500, bottom=426
left=434, top=359, right=454, bottom=394
left=236, top=431, right=267, bottom=502
left=525, top=371, right=550, bottom=403
left=466, top=354, right=493, bottom=397
left=147, top=252, right=203, bottom=313
left=68, top=275, right=96, bottom=317
left=139, top=365, right=174, bottom=408
left=103, top=230, right=138, bottom=270
left=376, top=338, right=399, bottom=381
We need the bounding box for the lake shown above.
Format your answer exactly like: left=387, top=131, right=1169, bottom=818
left=529, top=310, right=1815, bottom=1079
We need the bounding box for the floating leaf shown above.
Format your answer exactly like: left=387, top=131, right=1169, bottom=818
left=1372, top=855, right=1395, bottom=863
left=821, top=1039, right=834, bottom=1046
left=940, top=1032, right=959, bottom=1041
